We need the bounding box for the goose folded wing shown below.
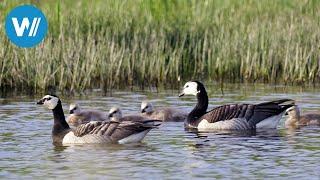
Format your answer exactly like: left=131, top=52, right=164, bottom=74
left=72, top=120, right=157, bottom=141
left=73, top=121, right=110, bottom=137
left=108, top=121, right=156, bottom=141
left=200, top=104, right=255, bottom=123
left=200, top=99, right=294, bottom=125
left=247, top=99, right=295, bottom=125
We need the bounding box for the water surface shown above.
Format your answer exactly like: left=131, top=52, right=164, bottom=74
left=0, top=84, right=320, bottom=179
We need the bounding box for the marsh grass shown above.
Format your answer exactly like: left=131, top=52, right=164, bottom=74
left=0, top=0, right=320, bottom=93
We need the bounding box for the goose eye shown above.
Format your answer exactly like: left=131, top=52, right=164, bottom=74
left=47, top=97, right=51, bottom=101
left=186, top=85, right=189, bottom=88
left=145, top=106, right=148, bottom=108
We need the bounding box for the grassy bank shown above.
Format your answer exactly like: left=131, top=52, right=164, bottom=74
left=0, top=0, right=320, bottom=93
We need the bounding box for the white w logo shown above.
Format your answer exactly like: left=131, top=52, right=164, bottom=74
left=11, top=17, right=41, bottom=37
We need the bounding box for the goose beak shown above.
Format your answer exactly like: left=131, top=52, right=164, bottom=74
left=36, top=99, right=44, bottom=105
left=178, top=92, right=185, bottom=97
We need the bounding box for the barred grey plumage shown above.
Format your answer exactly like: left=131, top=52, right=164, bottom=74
left=37, top=95, right=160, bottom=145
left=180, top=81, right=295, bottom=130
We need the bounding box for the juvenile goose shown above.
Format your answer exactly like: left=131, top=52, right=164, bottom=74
left=285, top=106, right=320, bottom=128
left=108, top=107, right=161, bottom=124
left=140, top=101, right=187, bottom=122
left=37, top=95, right=160, bottom=145
left=67, top=103, right=108, bottom=126
left=179, top=81, right=295, bottom=130
left=108, top=107, right=123, bottom=121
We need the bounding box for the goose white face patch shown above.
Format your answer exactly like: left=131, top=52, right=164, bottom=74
left=69, top=103, right=81, bottom=114
left=42, top=95, right=59, bottom=110
left=285, top=106, right=300, bottom=118
left=182, top=81, right=199, bottom=96
left=141, top=101, right=154, bottom=113
left=109, top=107, right=122, bottom=121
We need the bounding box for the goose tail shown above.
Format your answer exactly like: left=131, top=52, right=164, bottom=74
left=256, top=99, right=295, bottom=112
left=249, top=99, right=295, bottom=128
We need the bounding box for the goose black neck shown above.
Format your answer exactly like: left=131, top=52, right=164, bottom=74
left=187, top=84, right=208, bottom=122
left=52, top=100, right=70, bottom=134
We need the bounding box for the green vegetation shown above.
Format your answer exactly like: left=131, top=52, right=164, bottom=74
left=0, top=0, right=320, bottom=93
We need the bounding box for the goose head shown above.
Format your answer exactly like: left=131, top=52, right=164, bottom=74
left=141, top=101, right=154, bottom=113
left=285, top=105, right=300, bottom=119
left=108, top=107, right=122, bottom=121
left=285, top=105, right=300, bottom=127
left=179, top=81, right=208, bottom=122
left=69, top=103, right=81, bottom=115
left=179, top=81, right=203, bottom=97
left=37, top=95, right=60, bottom=110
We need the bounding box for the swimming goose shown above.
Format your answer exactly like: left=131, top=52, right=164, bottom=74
left=140, top=101, right=187, bottom=122
left=108, top=107, right=161, bottom=125
left=285, top=106, right=320, bottom=128
left=178, top=81, right=295, bottom=130
left=108, top=107, right=123, bottom=121
left=67, top=103, right=108, bottom=126
left=37, top=95, right=160, bottom=145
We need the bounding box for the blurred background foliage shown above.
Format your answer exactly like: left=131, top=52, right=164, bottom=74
left=0, top=0, right=319, bottom=93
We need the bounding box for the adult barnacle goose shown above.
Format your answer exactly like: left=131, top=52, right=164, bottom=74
left=179, top=81, right=295, bottom=130
left=67, top=103, right=107, bottom=127
left=37, top=95, right=160, bottom=145
left=140, top=101, right=187, bottom=122
left=285, top=105, right=320, bottom=128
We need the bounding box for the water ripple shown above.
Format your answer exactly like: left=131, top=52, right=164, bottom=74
left=1, top=87, right=320, bottom=179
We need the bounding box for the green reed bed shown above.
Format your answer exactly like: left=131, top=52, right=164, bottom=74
left=0, top=0, right=320, bottom=93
